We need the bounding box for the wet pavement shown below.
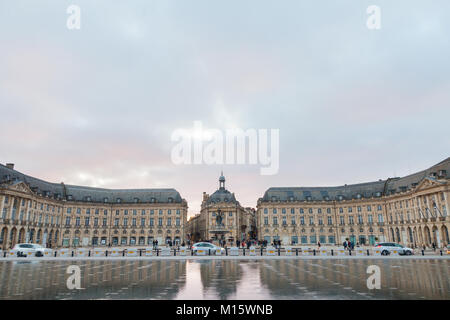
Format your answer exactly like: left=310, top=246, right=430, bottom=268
left=0, top=259, right=448, bottom=299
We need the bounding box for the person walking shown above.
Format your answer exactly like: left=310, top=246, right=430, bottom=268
left=317, top=241, right=321, bottom=249
left=343, top=240, right=348, bottom=250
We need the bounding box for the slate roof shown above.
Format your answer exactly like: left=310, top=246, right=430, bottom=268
left=0, top=164, right=183, bottom=203
left=261, top=157, right=449, bottom=202
left=206, top=188, right=237, bottom=204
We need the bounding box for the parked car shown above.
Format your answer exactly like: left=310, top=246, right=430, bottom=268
left=374, top=242, right=414, bottom=255
left=191, top=242, right=225, bottom=255
left=13, top=243, right=50, bottom=257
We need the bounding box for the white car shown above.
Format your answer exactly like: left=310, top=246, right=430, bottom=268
left=191, top=242, right=225, bottom=255
left=13, top=243, right=50, bottom=257
left=374, top=242, right=414, bottom=256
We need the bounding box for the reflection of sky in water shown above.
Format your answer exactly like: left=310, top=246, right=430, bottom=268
left=0, top=259, right=449, bottom=300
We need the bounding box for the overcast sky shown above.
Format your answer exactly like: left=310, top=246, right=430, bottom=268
left=1, top=1, right=449, bottom=217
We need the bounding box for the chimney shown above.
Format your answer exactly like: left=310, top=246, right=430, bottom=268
left=6, top=163, right=14, bottom=170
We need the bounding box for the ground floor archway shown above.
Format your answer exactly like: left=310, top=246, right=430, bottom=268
left=0, top=227, right=7, bottom=250
left=441, top=225, right=449, bottom=246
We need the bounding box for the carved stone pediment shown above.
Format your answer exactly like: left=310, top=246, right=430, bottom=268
left=414, top=177, right=445, bottom=193
left=5, top=181, right=34, bottom=195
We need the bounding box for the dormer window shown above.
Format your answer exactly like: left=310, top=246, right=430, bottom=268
left=116, top=198, right=122, bottom=203
left=85, top=196, right=92, bottom=202
left=375, top=192, right=381, bottom=197
left=289, top=196, right=294, bottom=201
left=356, top=194, right=362, bottom=199
left=168, top=197, right=173, bottom=203
left=151, top=198, right=156, bottom=203
left=271, top=196, right=277, bottom=202
left=134, top=198, right=139, bottom=203
left=306, top=196, right=312, bottom=201
left=337, top=195, right=343, bottom=201
left=103, top=197, right=109, bottom=203
left=67, top=195, right=73, bottom=201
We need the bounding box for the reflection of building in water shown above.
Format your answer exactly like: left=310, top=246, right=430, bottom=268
left=0, top=260, right=187, bottom=299
left=257, top=158, right=449, bottom=248
left=0, top=259, right=449, bottom=299
left=198, top=260, right=242, bottom=299
left=0, top=163, right=188, bottom=249
left=257, top=259, right=449, bottom=299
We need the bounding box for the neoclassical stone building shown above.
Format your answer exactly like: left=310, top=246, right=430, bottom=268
left=0, top=163, right=188, bottom=249
left=1, top=158, right=448, bottom=249
left=190, top=174, right=256, bottom=244
left=257, top=158, right=449, bottom=248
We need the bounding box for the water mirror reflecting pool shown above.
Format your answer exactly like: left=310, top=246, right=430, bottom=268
left=0, top=259, right=449, bottom=299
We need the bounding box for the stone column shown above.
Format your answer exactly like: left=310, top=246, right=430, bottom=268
left=6, top=196, right=15, bottom=249
left=0, top=195, right=4, bottom=220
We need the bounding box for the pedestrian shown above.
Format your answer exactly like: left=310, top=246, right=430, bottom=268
left=317, top=241, right=321, bottom=249
left=343, top=241, right=348, bottom=250
left=432, top=242, right=436, bottom=251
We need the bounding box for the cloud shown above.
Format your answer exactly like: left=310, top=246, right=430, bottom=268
left=0, top=0, right=449, bottom=215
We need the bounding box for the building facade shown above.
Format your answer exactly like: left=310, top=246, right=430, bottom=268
left=191, top=174, right=256, bottom=245
left=1, top=158, right=449, bottom=250
left=0, top=164, right=188, bottom=249
left=257, top=158, right=450, bottom=248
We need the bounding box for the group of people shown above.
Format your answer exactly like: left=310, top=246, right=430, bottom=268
left=235, top=239, right=259, bottom=249
left=343, top=239, right=355, bottom=250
